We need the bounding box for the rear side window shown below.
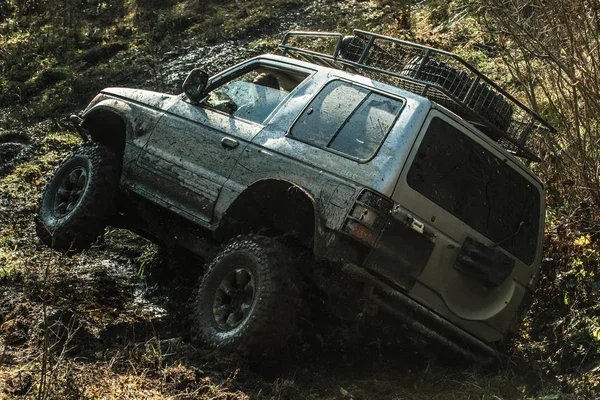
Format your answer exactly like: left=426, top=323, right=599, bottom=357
left=290, top=80, right=404, bottom=160
left=407, top=117, right=540, bottom=264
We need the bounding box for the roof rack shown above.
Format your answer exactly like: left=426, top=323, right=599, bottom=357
left=279, top=30, right=555, bottom=162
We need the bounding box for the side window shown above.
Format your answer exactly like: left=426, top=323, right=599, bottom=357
left=330, top=93, right=404, bottom=158
left=290, top=80, right=404, bottom=160
left=204, top=67, right=309, bottom=124
left=292, top=81, right=369, bottom=146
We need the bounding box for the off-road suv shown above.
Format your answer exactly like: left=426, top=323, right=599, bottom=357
left=36, top=30, right=555, bottom=363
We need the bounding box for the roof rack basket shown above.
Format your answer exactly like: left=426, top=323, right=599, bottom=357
left=279, top=30, right=555, bottom=162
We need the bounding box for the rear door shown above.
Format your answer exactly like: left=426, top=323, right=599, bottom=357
left=369, top=111, right=543, bottom=340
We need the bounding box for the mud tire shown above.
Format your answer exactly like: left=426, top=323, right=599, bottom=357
left=192, top=235, right=302, bottom=358
left=36, top=142, right=118, bottom=253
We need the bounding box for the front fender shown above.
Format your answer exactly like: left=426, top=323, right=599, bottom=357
left=82, top=98, right=135, bottom=141
left=82, top=96, right=165, bottom=143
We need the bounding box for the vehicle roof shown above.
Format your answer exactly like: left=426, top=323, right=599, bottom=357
left=251, top=54, right=541, bottom=185
left=255, top=54, right=434, bottom=107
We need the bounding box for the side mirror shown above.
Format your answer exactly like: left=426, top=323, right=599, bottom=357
left=183, top=68, right=209, bottom=103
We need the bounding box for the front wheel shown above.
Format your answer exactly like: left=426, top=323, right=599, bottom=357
left=36, top=142, right=119, bottom=253
left=192, top=235, right=302, bottom=358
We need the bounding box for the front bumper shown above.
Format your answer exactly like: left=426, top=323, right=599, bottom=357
left=69, top=114, right=90, bottom=142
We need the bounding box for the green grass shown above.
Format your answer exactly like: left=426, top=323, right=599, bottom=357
left=0, top=1, right=598, bottom=398
left=0, top=131, right=80, bottom=209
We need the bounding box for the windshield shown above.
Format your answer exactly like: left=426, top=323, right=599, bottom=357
left=407, top=117, right=541, bottom=264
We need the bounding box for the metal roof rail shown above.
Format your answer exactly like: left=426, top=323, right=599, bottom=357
left=280, top=29, right=555, bottom=162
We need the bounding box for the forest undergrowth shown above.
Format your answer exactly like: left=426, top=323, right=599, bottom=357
left=0, top=0, right=599, bottom=398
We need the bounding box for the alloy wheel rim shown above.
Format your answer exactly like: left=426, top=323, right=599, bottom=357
left=212, top=267, right=256, bottom=330
left=53, top=166, right=88, bottom=217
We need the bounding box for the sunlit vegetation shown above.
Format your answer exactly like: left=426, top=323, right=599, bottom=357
left=0, top=0, right=599, bottom=398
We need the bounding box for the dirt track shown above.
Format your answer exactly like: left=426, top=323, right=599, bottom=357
left=0, top=123, right=542, bottom=397
left=0, top=1, right=573, bottom=397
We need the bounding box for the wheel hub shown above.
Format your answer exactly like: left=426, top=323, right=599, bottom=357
left=53, top=166, right=88, bottom=217
left=213, top=267, right=255, bottom=330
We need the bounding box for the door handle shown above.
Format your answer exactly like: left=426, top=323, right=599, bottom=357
left=221, top=137, right=239, bottom=149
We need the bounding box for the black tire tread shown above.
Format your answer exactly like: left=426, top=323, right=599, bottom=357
left=192, top=235, right=302, bottom=357
left=36, top=141, right=118, bottom=252
left=400, top=57, right=514, bottom=133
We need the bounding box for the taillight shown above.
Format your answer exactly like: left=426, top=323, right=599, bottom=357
left=342, top=189, right=393, bottom=246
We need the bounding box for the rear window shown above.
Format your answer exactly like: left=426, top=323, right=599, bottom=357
left=290, top=80, right=404, bottom=160
left=407, top=117, right=540, bottom=264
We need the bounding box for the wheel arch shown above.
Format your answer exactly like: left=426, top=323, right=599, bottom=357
left=216, top=179, right=324, bottom=252
left=82, top=103, right=132, bottom=161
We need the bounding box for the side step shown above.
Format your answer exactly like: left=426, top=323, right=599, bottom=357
left=342, top=263, right=499, bottom=364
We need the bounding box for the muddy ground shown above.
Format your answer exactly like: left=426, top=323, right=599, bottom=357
left=0, top=1, right=583, bottom=398
left=0, top=208, right=548, bottom=399
left=0, top=100, right=560, bottom=398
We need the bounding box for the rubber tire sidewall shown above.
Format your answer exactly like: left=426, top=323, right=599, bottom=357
left=400, top=57, right=513, bottom=132
left=37, top=142, right=118, bottom=252
left=40, top=154, right=92, bottom=229
left=196, top=250, right=265, bottom=343
left=193, top=236, right=301, bottom=358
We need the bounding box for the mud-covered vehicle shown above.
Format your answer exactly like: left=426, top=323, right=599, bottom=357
left=36, top=30, right=555, bottom=363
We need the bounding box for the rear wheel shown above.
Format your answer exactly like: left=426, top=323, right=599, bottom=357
left=36, top=142, right=119, bottom=253
left=192, top=235, right=302, bottom=358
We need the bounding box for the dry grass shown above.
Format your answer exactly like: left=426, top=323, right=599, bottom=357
left=0, top=1, right=596, bottom=399
left=1, top=359, right=249, bottom=399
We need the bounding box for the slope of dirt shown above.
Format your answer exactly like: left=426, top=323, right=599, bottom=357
left=0, top=1, right=595, bottom=399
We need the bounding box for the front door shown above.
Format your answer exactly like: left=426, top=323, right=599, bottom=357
left=137, top=99, right=260, bottom=223
left=135, top=60, right=311, bottom=224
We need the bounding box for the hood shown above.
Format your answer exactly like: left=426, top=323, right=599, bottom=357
left=100, top=88, right=179, bottom=111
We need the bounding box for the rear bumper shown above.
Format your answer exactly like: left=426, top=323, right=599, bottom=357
left=342, top=263, right=499, bottom=364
